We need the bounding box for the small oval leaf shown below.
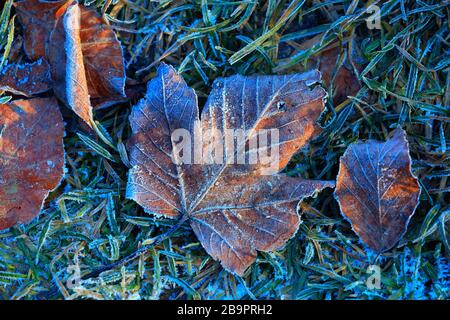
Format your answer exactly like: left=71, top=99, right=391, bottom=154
left=335, top=128, right=421, bottom=252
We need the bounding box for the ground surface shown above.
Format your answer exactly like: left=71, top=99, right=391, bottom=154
left=0, top=0, right=449, bottom=300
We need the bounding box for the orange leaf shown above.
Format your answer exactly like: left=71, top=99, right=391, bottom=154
left=127, top=64, right=334, bottom=275
left=49, top=3, right=93, bottom=126
left=78, top=6, right=125, bottom=99
left=0, top=97, right=65, bottom=230
left=14, top=0, right=73, bottom=60
left=15, top=0, right=126, bottom=126
left=335, top=128, right=421, bottom=252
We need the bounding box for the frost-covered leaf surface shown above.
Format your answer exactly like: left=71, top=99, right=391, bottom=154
left=76, top=6, right=125, bottom=99
left=49, top=3, right=93, bottom=127
left=0, top=97, right=65, bottom=230
left=287, top=34, right=361, bottom=105
left=0, top=0, right=448, bottom=301
left=335, top=128, right=421, bottom=252
left=127, top=64, right=334, bottom=275
left=14, top=0, right=71, bottom=60
left=15, top=0, right=126, bottom=126
left=0, top=59, right=52, bottom=97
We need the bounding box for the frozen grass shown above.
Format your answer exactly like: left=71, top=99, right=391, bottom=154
left=0, top=0, right=449, bottom=300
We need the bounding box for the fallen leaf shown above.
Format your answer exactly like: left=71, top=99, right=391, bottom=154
left=48, top=3, right=93, bottom=127
left=317, top=48, right=360, bottom=105
left=0, top=58, right=52, bottom=97
left=335, top=128, right=421, bottom=252
left=0, top=97, right=65, bottom=230
left=127, top=63, right=334, bottom=275
left=15, top=0, right=126, bottom=126
left=76, top=6, right=126, bottom=99
left=292, top=34, right=361, bottom=105
left=14, top=0, right=73, bottom=60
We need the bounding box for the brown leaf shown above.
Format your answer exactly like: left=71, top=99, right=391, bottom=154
left=14, top=0, right=72, bottom=60
left=0, top=59, right=52, bottom=97
left=335, top=128, right=421, bottom=252
left=0, top=97, right=65, bottom=230
left=48, top=3, right=93, bottom=126
left=317, top=48, right=360, bottom=105
left=127, top=64, right=334, bottom=275
left=77, top=6, right=125, bottom=99
left=15, top=0, right=126, bottom=126
left=293, top=34, right=361, bottom=105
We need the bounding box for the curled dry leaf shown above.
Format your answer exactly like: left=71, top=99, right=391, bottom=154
left=76, top=6, right=125, bottom=99
left=49, top=3, right=93, bottom=127
left=14, top=0, right=72, bottom=60
left=0, top=59, right=52, bottom=97
left=15, top=0, right=126, bottom=126
left=317, top=48, right=360, bottom=105
left=0, top=97, right=65, bottom=230
left=335, top=128, right=421, bottom=252
left=292, top=34, right=361, bottom=105
left=127, top=64, right=334, bottom=275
